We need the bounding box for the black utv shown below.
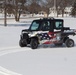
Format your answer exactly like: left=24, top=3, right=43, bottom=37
left=19, top=18, right=76, bottom=49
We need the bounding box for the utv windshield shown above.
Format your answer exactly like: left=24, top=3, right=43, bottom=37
left=29, top=20, right=40, bottom=31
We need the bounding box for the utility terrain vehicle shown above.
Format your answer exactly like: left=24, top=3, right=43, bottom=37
left=19, top=18, right=76, bottom=49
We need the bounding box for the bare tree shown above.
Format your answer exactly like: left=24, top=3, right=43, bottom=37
left=71, top=1, right=76, bottom=17
left=46, top=0, right=74, bottom=17
left=13, top=0, right=26, bottom=21
left=0, top=0, right=76, bottom=23
left=27, top=0, right=42, bottom=16
left=4, top=0, right=7, bottom=26
left=3, top=0, right=26, bottom=22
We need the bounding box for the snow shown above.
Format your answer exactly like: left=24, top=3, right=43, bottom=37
left=0, top=17, right=76, bottom=75
left=0, top=18, right=37, bottom=26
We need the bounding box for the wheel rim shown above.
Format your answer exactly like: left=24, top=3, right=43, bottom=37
left=68, top=40, right=74, bottom=47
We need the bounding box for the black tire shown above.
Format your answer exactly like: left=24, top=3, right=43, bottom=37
left=65, top=39, right=74, bottom=47
left=19, top=39, right=27, bottom=47
left=30, top=39, right=38, bottom=49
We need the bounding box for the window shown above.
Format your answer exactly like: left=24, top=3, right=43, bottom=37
left=30, top=21, right=39, bottom=31
left=55, top=21, right=63, bottom=29
left=41, top=21, right=50, bottom=31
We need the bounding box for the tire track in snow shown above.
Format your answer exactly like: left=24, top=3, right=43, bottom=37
left=0, top=46, right=31, bottom=75
left=0, top=46, right=31, bottom=56
left=0, top=66, right=22, bottom=75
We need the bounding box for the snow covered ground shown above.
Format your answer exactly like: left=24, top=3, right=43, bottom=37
left=0, top=17, right=76, bottom=75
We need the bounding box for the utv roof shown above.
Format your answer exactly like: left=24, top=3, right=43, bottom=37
left=33, top=17, right=63, bottom=21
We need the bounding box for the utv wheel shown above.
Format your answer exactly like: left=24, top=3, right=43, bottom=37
left=19, top=39, right=27, bottom=47
left=30, top=39, right=38, bottom=49
left=65, top=39, right=74, bottom=47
